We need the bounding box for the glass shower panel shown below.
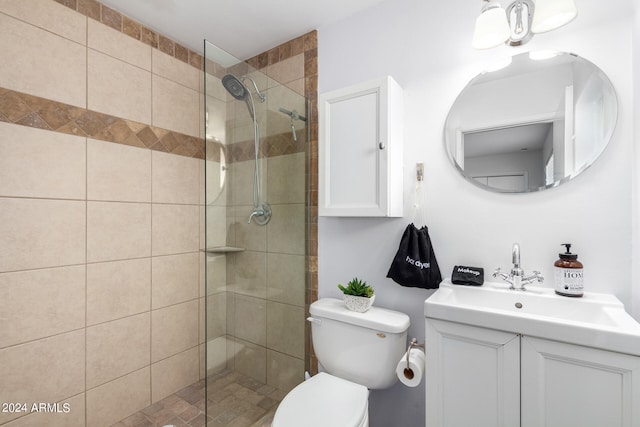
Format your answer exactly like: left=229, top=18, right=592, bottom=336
left=204, top=40, right=309, bottom=426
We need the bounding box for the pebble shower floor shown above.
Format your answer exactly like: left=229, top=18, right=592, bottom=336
left=112, top=370, right=285, bottom=427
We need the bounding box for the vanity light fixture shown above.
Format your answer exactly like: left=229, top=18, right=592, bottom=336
left=472, top=0, right=578, bottom=49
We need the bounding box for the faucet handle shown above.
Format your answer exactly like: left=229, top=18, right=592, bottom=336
left=492, top=267, right=502, bottom=278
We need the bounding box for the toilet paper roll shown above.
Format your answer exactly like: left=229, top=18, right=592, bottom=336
left=395, top=347, right=425, bottom=387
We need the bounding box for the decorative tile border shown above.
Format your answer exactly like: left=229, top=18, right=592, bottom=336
left=54, top=0, right=204, bottom=70
left=0, top=88, right=205, bottom=159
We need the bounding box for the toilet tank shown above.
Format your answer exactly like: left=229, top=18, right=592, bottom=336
left=308, top=298, right=410, bottom=389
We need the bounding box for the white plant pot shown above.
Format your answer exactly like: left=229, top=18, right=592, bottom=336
left=343, top=294, right=375, bottom=313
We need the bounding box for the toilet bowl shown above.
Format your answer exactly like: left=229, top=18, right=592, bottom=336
left=271, top=373, right=369, bottom=427
left=271, top=298, right=410, bottom=427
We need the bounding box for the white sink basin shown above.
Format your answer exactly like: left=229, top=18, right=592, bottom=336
left=425, top=279, right=640, bottom=356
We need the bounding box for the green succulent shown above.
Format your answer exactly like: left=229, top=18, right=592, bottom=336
left=337, top=277, right=374, bottom=298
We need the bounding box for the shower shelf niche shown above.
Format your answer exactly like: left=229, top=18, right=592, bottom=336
left=202, top=246, right=245, bottom=254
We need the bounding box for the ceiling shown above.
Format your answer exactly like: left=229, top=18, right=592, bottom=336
left=99, top=0, right=387, bottom=60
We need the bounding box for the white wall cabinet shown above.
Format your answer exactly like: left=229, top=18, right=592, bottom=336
left=319, top=76, right=403, bottom=217
left=425, top=319, right=640, bottom=427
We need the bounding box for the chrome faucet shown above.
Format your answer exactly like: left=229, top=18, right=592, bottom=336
left=247, top=203, right=272, bottom=225
left=493, top=243, right=544, bottom=290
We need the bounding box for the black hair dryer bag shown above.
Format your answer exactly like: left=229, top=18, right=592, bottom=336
left=387, top=223, right=442, bottom=289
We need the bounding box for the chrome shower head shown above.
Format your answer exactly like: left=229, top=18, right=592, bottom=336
left=222, top=74, right=248, bottom=101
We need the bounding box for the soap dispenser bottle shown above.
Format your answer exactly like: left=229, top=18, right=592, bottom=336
left=554, top=243, right=583, bottom=297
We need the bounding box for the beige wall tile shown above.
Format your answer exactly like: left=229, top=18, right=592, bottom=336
left=0, top=266, right=85, bottom=349
left=232, top=251, right=267, bottom=298
left=204, top=73, right=227, bottom=101
left=87, top=258, right=151, bottom=325
left=2, top=393, right=85, bottom=427
left=0, top=330, right=85, bottom=425
left=266, top=301, right=304, bottom=359
left=206, top=292, right=227, bottom=340
left=205, top=96, right=228, bottom=143
left=199, top=297, right=206, bottom=344
left=151, top=151, right=200, bottom=204
left=0, top=0, right=86, bottom=44
left=267, top=350, right=304, bottom=393
left=88, top=18, right=151, bottom=70
left=0, top=14, right=86, bottom=107
left=152, top=75, right=200, bottom=137
left=204, top=158, right=228, bottom=206
left=233, top=294, right=266, bottom=346
left=152, top=49, right=200, bottom=91
left=233, top=338, right=266, bottom=383
left=205, top=253, right=227, bottom=295
left=267, top=152, right=306, bottom=204
left=266, top=54, right=305, bottom=85
left=151, top=347, right=199, bottom=403
left=206, top=205, right=228, bottom=248
left=86, top=313, right=151, bottom=389
left=206, top=336, right=228, bottom=374
left=0, top=198, right=85, bottom=272
left=151, top=204, right=199, bottom=256
left=87, top=201, right=151, bottom=263
left=86, top=367, right=150, bottom=427
left=230, top=159, right=267, bottom=206
left=266, top=204, right=305, bottom=255
left=151, top=252, right=200, bottom=309
left=0, top=122, right=86, bottom=200
left=87, top=138, right=151, bottom=202
left=151, top=300, right=199, bottom=362
left=229, top=205, right=266, bottom=251
left=88, top=49, right=152, bottom=124
left=267, top=253, right=305, bottom=307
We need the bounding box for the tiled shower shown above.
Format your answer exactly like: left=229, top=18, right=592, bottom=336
left=0, top=1, right=318, bottom=426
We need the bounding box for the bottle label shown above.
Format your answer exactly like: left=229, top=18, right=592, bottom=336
left=554, top=267, right=584, bottom=294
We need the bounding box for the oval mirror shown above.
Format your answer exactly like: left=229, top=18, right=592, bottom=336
left=444, top=51, right=618, bottom=193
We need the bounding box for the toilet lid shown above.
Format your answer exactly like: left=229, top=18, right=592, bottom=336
left=272, top=373, right=369, bottom=427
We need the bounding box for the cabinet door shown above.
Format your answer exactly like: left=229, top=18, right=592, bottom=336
left=521, top=336, right=640, bottom=427
left=318, top=76, right=402, bottom=217
left=425, top=319, right=520, bottom=427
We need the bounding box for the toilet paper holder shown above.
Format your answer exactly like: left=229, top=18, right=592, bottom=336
left=406, top=338, right=425, bottom=370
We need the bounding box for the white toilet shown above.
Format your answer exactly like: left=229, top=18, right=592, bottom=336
left=272, top=298, right=410, bottom=427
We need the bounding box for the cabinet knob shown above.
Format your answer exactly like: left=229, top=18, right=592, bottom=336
left=379, top=142, right=385, bottom=150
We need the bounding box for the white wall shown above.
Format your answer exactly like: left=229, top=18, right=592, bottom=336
left=633, top=3, right=640, bottom=322
left=317, top=0, right=635, bottom=425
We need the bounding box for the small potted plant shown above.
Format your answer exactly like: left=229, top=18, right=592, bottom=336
left=338, top=277, right=375, bottom=312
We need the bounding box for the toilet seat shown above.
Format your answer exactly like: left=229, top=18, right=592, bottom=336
left=271, top=372, right=369, bottom=427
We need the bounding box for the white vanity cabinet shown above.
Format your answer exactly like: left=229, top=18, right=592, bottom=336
left=425, top=319, right=640, bottom=427
left=318, top=76, right=403, bottom=217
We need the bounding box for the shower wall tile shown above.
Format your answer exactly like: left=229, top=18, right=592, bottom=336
left=88, top=49, right=152, bottom=124
left=87, top=138, right=151, bottom=202
left=86, top=313, right=151, bottom=389
left=233, top=338, right=267, bottom=384
left=151, top=346, right=199, bottom=403
left=88, top=18, right=151, bottom=71
left=0, top=122, right=86, bottom=200
left=266, top=301, right=304, bottom=359
left=0, top=13, right=86, bottom=108
left=152, top=204, right=200, bottom=256
left=87, top=258, right=151, bottom=325
left=152, top=252, right=200, bottom=309
left=206, top=292, right=227, bottom=340
left=2, top=393, right=86, bottom=427
left=267, top=152, right=306, bottom=204
left=152, top=49, right=200, bottom=92
left=229, top=206, right=267, bottom=252
left=87, top=201, right=151, bottom=262
left=0, top=265, right=85, bottom=349
left=267, top=253, right=305, bottom=307
left=0, top=330, right=85, bottom=425
left=266, top=203, right=306, bottom=255
left=152, top=75, right=200, bottom=137
left=233, top=294, right=266, bottom=346
left=151, top=150, right=200, bottom=204
left=230, top=158, right=268, bottom=206
left=0, top=0, right=87, bottom=44
left=206, top=205, right=228, bottom=248
left=207, top=336, right=229, bottom=374
left=0, top=198, right=86, bottom=272
left=267, top=350, right=304, bottom=393
left=86, top=367, right=150, bottom=427
left=266, top=53, right=305, bottom=86
left=151, top=300, right=199, bottom=362
left=206, top=253, right=227, bottom=295
left=232, top=251, right=267, bottom=298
